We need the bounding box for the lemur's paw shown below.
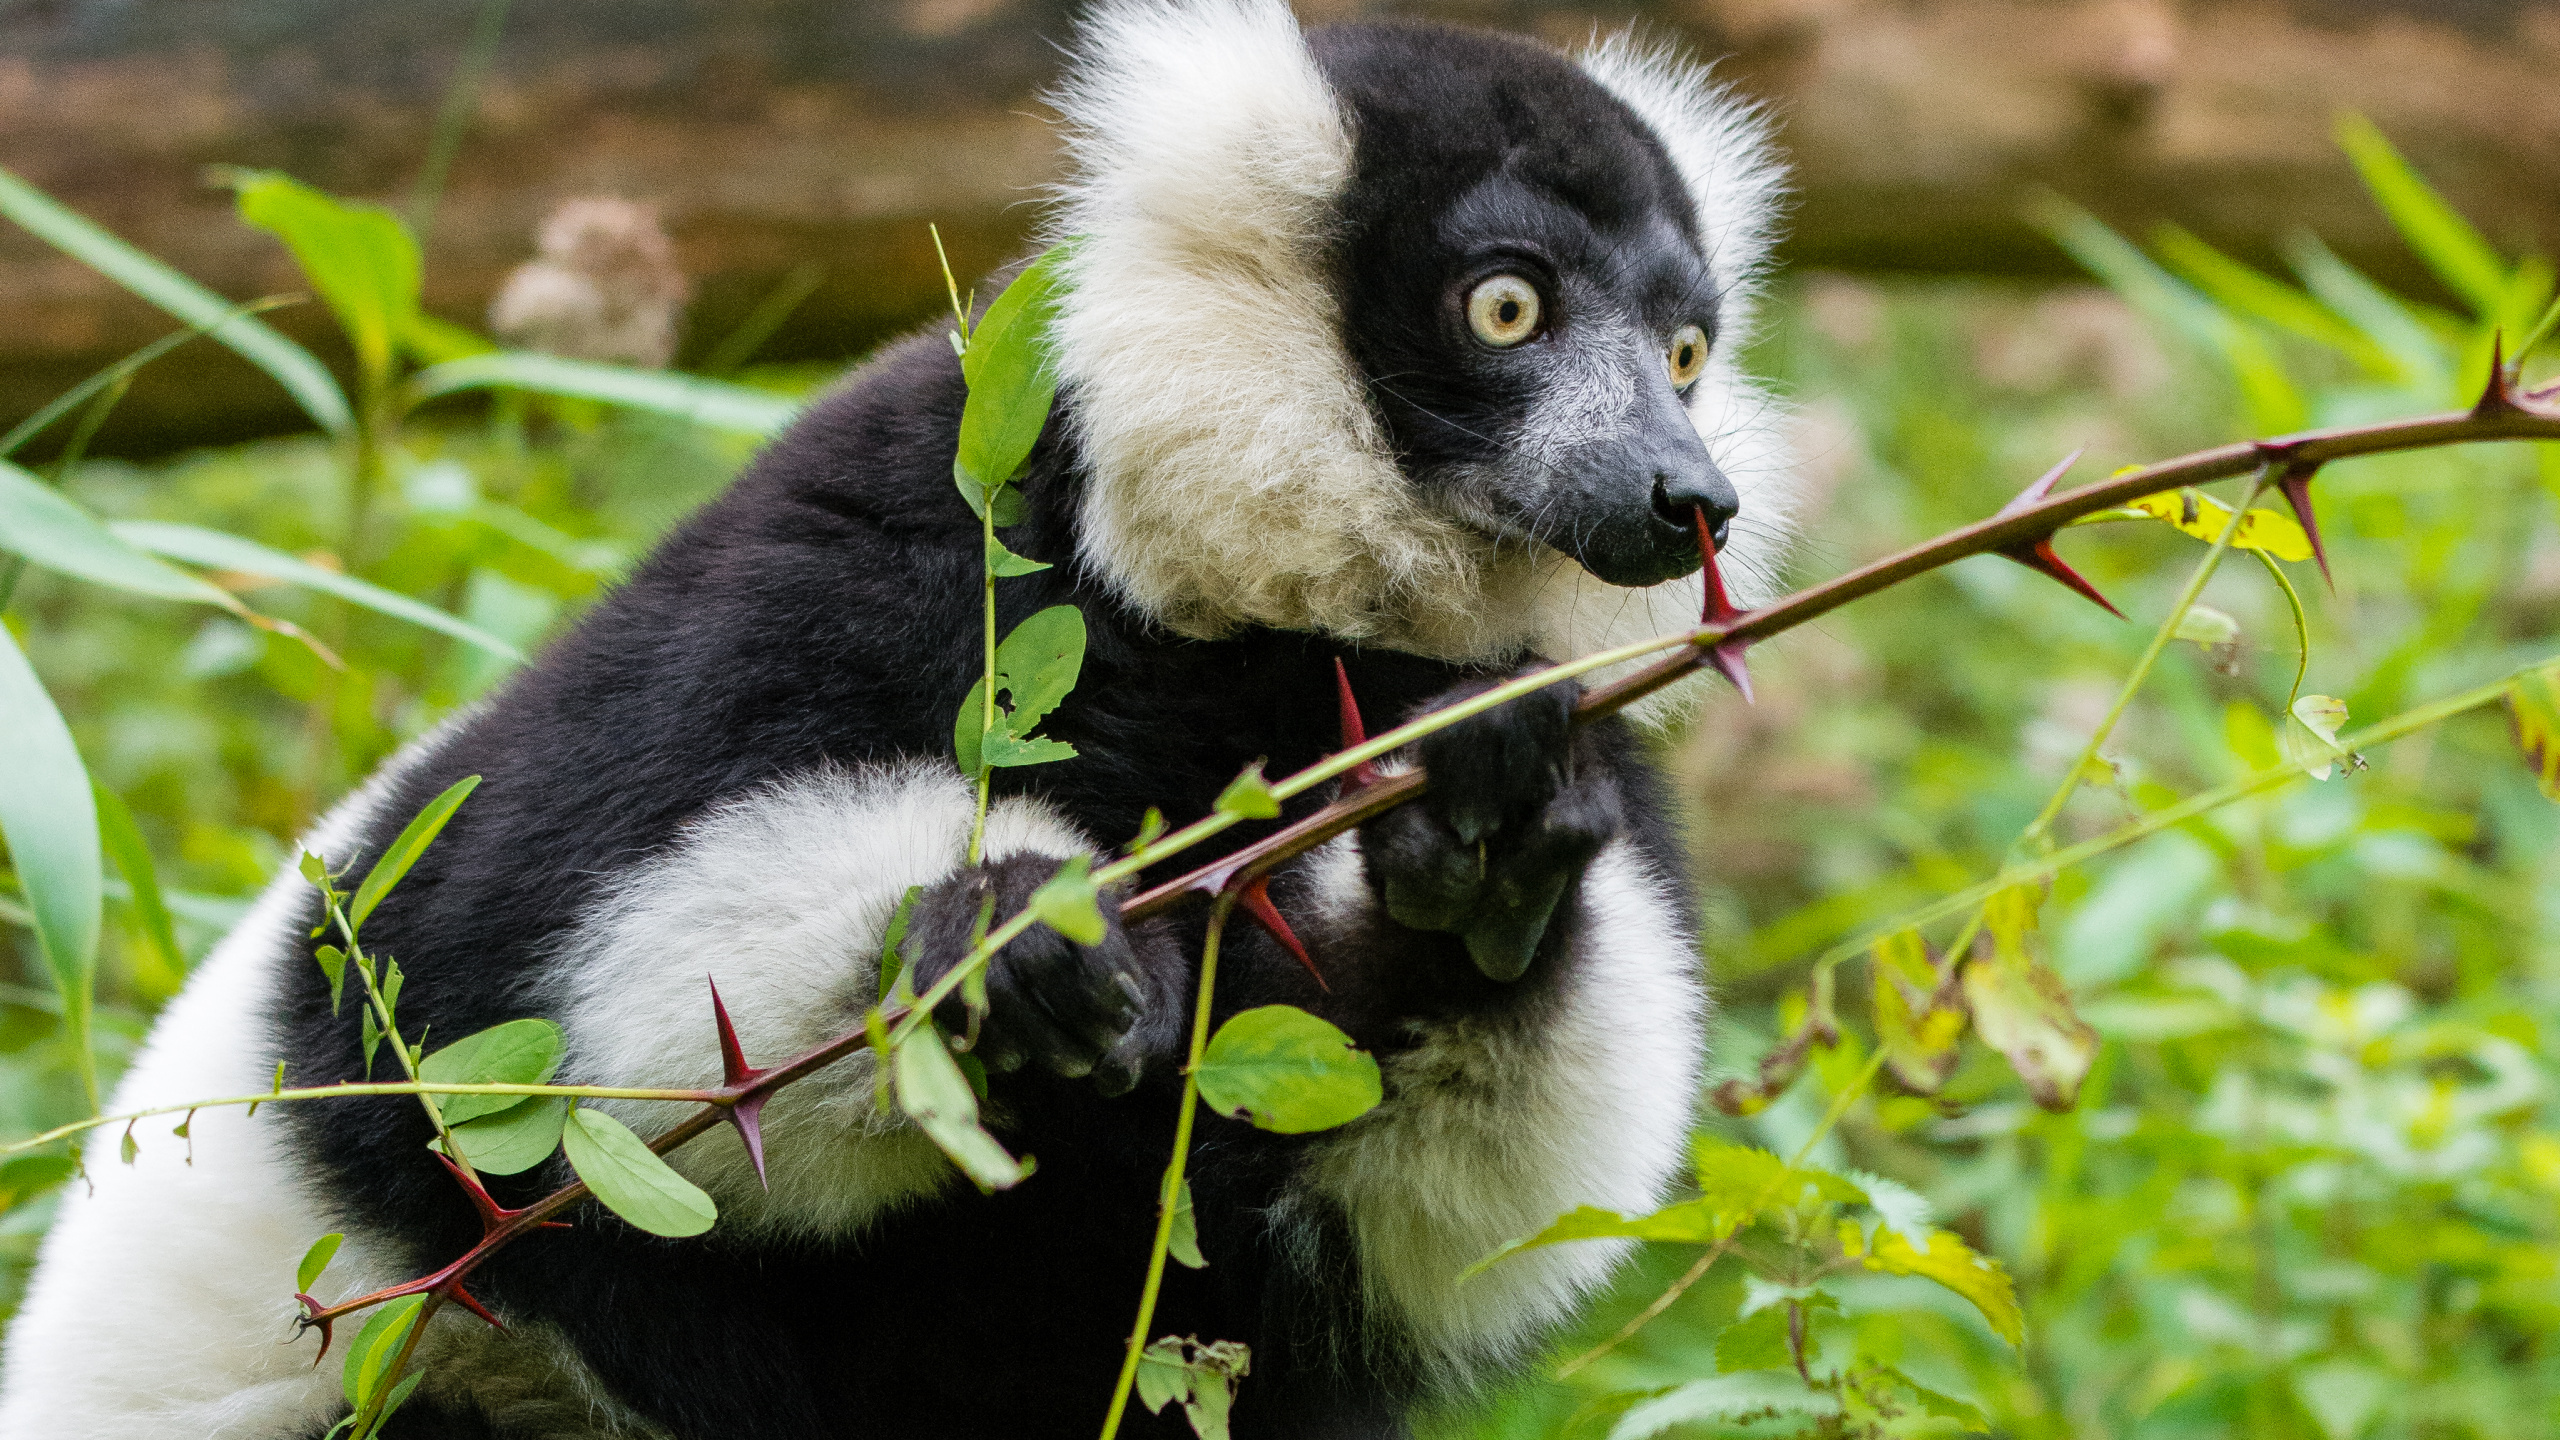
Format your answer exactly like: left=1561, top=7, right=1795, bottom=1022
left=1358, top=674, right=1623, bottom=981
left=904, top=855, right=1149, bottom=1095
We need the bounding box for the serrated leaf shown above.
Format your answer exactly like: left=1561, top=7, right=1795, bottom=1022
left=1028, top=855, right=1107, bottom=945
left=954, top=246, right=1070, bottom=490
left=2509, top=664, right=2560, bottom=801
left=349, top=775, right=481, bottom=935
left=1196, top=1004, right=1380, bottom=1134
left=1693, top=1134, right=1864, bottom=1218
left=893, top=1022, right=1033, bottom=1190
left=419, top=1018, right=564, bottom=1125
left=1964, top=888, right=2098, bottom=1111
left=340, top=1293, right=426, bottom=1414
left=1467, top=1200, right=1726, bottom=1277
left=2127, top=489, right=2312, bottom=561
left=1847, top=1170, right=1935, bottom=1250
left=1608, top=1372, right=1839, bottom=1440
left=1714, top=1304, right=1797, bottom=1373
left=986, top=534, right=1052, bottom=576
left=1873, top=1366, right=1991, bottom=1432
left=1845, top=1225, right=2023, bottom=1346
left=2285, top=693, right=2360, bottom=782
left=435, top=1096, right=569, bottom=1176
left=1169, top=1178, right=1207, bottom=1269
left=1213, top=764, right=1281, bottom=820
left=561, top=1107, right=718, bottom=1237
left=296, top=1232, right=345, bottom=1294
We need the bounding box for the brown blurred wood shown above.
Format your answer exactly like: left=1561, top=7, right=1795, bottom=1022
left=2, top=0, right=2555, bottom=452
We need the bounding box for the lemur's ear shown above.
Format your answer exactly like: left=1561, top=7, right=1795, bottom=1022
left=1041, top=0, right=1491, bottom=650
left=1577, top=33, right=1789, bottom=342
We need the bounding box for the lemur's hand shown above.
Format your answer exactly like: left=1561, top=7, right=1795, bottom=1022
left=904, top=855, right=1151, bottom=1095
left=1358, top=675, right=1623, bottom=981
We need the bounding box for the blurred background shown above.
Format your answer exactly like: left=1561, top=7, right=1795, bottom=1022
left=3, top=1, right=2559, bottom=1436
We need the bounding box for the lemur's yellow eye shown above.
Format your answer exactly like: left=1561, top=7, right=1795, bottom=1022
left=1466, top=275, right=1542, bottom=348
left=1667, top=324, right=1708, bottom=390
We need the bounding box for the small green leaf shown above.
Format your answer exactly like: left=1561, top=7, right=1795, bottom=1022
left=225, top=170, right=421, bottom=387
left=117, top=1127, right=137, bottom=1165
left=1028, top=855, right=1107, bottom=946
left=1196, top=1005, right=1381, bottom=1134
left=360, top=1004, right=382, bottom=1080
left=981, top=730, right=1080, bottom=769
left=0, top=460, right=243, bottom=608
left=560, top=1107, right=718, bottom=1237
left=112, top=522, right=521, bottom=660
left=1137, top=1336, right=1192, bottom=1415
left=954, top=247, right=1071, bottom=490
left=406, top=352, right=799, bottom=435
left=340, top=1294, right=426, bottom=1415
left=2286, top=693, right=2362, bottom=782
left=348, top=776, right=482, bottom=935
left=314, top=945, right=349, bottom=1015
left=878, top=885, right=922, bottom=1001
left=436, top=1097, right=570, bottom=1176
left=0, top=628, right=101, bottom=1097
left=986, top=534, right=1052, bottom=576
left=0, top=165, right=351, bottom=435
left=296, top=1232, right=345, bottom=1294
left=1127, top=808, right=1167, bottom=854
left=419, top=1018, right=565, bottom=1124
left=995, top=605, right=1087, bottom=735
left=1168, top=1179, right=1206, bottom=1270
left=1134, top=1336, right=1251, bottom=1440
left=893, top=1022, right=1035, bottom=1190
left=1213, top=763, right=1281, bottom=821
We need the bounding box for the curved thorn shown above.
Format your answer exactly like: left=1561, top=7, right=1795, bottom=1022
left=1998, top=536, right=2124, bottom=619
left=707, top=977, right=761, bottom=1090
left=726, top=1093, right=770, bottom=1191
left=1708, top=637, right=1755, bottom=704
left=1332, top=657, right=1383, bottom=792
left=1997, top=447, right=2087, bottom=518
left=443, top=1281, right=507, bottom=1331
left=294, top=1295, right=335, bottom=1365
left=2275, top=462, right=2333, bottom=591
left=1694, top=508, right=1744, bottom=625
left=1237, top=874, right=1326, bottom=990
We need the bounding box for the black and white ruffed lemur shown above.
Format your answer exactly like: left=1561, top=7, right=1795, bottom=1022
left=0, top=2, right=1796, bottom=1435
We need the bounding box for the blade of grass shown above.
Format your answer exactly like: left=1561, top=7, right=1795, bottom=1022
left=0, top=626, right=99, bottom=1109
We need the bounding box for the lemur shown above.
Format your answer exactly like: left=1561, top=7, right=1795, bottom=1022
left=0, top=2, right=1792, bottom=1436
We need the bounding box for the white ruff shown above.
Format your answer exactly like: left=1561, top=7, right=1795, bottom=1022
left=0, top=744, right=439, bottom=1436
left=555, top=762, right=1091, bottom=1239
left=1046, top=1, right=1797, bottom=702
left=1297, top=837, right=1706, bottom=1390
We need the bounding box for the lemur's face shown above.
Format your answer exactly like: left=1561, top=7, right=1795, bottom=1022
left=1313, top=25, right=1739, bottom=590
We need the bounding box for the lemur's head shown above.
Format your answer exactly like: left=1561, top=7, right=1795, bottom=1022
left=1048, top=0, right=1791, bottom=676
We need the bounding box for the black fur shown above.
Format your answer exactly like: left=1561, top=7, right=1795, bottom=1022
left=275, top=20, right=1732, bottom=1439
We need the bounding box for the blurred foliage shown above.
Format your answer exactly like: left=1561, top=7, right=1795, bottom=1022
left=3, top=120, right=2559, bottom=1440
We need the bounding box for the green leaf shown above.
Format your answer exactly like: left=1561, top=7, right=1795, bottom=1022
left=225, top=170, right=420, bottom=387
left=893, top=1022, right=1035, bottom=1190
left=0, top=1155, right=77, bottom=1211
left=436, top=1097, right=570, bottom=1176
left=878, top=884, right=922, bottom=1002
left=995, top=606, right=1087, bottom=735
left=340, top=1294, right=426, bottom=1415
left=1168, top=1179, right=1207, bottom=1270
left=2508, top=663, right=2560, bottom=801
left=360, top=1003, right=382, bottom=1080
left=2286, top=693, right=2360, bottom=782
left=1137, top=1337, right=1192, bottom=1415
left=348, top=776, right=482, bottom=935
left=1843, top=1224, right=2024, bottom=1346
left=406, top=352, right=799, bottom=436
left=1467, top=1201, right=1727, bottom=1278
left=0, top=460, right=244, bottom=609
left=295, top=1232, right=345, bottom=1294
left=986, top=533, right=1052, bottom=577
left=92, top=781, right=184, bottom=998
left=0, top=165, right=351, bottom=435
left=314, top=945, right=349, bottom=1015
left=419, top=1018, right=564, bottom=1125
left=2334, top=112, right=2510, bottom=319
left=1196, top=1004, right=1381, bottom=1134
left=560, top=1107, right=718, bottom=1237
left=363, top=1370, right=425, bottom=1440
left=1135, top=1336, right=1251, bottom=1440
left=954, top=246, right=1070, bottom=490
left=2150, top=223, right=2394, bottom=375
left=1607, top=1372, right=1839, bottom=1440
left=1213, top=763, right=1281, bottom=821
left=2284, top=233, right=2453, bottom=399
left=0, top=627, right=98, bottom=1096
left=1027, top=855, right=1107, bottom=945
left=981, top=730, right=1080, bottom=769
left=111, top=522, right=522, bottom=660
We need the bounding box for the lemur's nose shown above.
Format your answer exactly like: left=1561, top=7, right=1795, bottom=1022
left=1653, top=466, right=1738, bottom=550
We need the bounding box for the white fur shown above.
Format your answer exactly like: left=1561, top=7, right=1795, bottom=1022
left=1295, top=836, right=1705, bottom=1389
left=556, top=762, right=1093, bottom=1238
left=0, top=742, right=444, bottom=1436
left=1046, top=1, right=1795, bottom=711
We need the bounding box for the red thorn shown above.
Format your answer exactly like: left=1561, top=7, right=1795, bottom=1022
left=442, top=1281, right=507, bottom=1331
left=1237, top=874, right=1327, bottom=991
left=1331, top=658, right=1383, bottom=793
left=2474, top=331, right=2515, bottom=419
left=706, top=978, right=771, bottom=1189
left=2275, top=462, right=2333, bottom=591
left=295, top=1296, right=335, bottom=1364
left=434, top=1151, right=538, bottom=1237
left=1694, top=509, right=1756, bottom=703
left=1997, top=448, right=2086, bottom=519
left=1997, top=536, right=2124, bottom=619
left=1708, top=637, right=1755, bottom=704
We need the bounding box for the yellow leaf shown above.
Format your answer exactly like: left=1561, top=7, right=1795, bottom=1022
left=2128, top=489, right=2313, bottom=561
left=1965, top=887, right=2099, bottom=1111
left=1858, top=1227, right=2024, bottom=1346
left=2509, top=664, right=2560, bottom=801
left=1871, top=931, right=1964, bottom=1095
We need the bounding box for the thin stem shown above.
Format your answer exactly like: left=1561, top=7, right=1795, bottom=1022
left=408, top=0, right=511, bottom=241
left=339, top=911, right=473, bottom=1185
left=2, top=1080, right=729, bottom=1157
left=2020, top=470, right=2267, bottom=847
left=970, top=497, right=996, bottom=865
left=1099, top=889, right=1235, bottom=1440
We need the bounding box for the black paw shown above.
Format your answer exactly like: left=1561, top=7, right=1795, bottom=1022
left=1359, top=675, right=1621, bottom=981
left=903, top=854, right=1151, bottom=1095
